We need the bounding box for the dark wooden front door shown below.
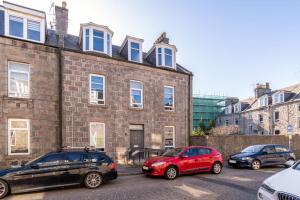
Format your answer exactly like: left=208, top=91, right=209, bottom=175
left=130, top=130, right=144, bottom=150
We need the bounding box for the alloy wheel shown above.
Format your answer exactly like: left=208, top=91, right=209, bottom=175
left=166, top=167, right=177, bottom=180
left=213, top=163, right=222, bottom=174
left=0, top=182, right=5, bottom=196
left=252, top=160, right=261, bottom=170
left=85, top=173, right=103, bottom=188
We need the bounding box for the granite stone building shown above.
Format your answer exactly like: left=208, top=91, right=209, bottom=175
left=217, top=82, right=300, bottom=135
left=0, top=1, right=192, bottom=166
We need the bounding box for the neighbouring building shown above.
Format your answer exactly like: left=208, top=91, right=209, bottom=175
left=0, top=1, right=193, bottom=166
left=192, top=94, right=227, bottom=129
left=217, top=82, right=300, bottom=135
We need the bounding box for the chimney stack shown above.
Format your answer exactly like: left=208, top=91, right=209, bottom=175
left=55, top=1, right=68, bottom=47
left=254, top=82, right=271, bottom=98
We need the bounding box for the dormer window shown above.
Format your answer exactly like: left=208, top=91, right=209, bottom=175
left=156, top=46, right=176, bottom=68
left=225, top=105, right=232, bottom=114
left=4, top=2, right=46, bottom=43
left=120, top=36, right=144, bottom=63
left=81, top=23, right=113, bottom=56
left=234, top=103, right=241, bottom=113
left=259, top=95, right=268, bottom=107
left=272, top=92, right=284, bottom=104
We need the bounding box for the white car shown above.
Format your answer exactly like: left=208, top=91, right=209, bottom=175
left=257, top=160, right=300, bottom=200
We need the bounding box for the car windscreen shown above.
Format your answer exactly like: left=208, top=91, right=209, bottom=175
left=25, top=154, right=45, bottom=165
left=293, top=162, right=300, bottom=171
left=241, top=145, right=265, bottom=153
left=162, top=148, right=184, bottom=157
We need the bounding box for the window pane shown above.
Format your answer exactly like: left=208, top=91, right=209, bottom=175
left=93, top=30, right=104, bottom=52
left=130, top=81, right=142, bottom=89
left=157, top=48, right=162, bottom=65
left=164, top=126, right=174, bottom=148
left=164, top=87, right=174, bottom=109
left=131, top=90, right=142, bottom=105
left=9, top=120, right=29, bottom=154
left=9, top=63, right=30, bottom=98
left=131, top=42, right=139, bottom=49
left=9, top=16, right=23, bottom=38
left=107, top=33, right=111, bottom=54
left=85, top=29, right=89, bottom=50
left=90, top=75, right=104, bottom=104
left=165, top=54, right=173, bottom=67
left=27, top=20, right=40, bottom=41
left=90, top=123, right=105, bottom=149
left=131, top=48, right=140, bottom=62
left=165, top=48, right=172, bottom=55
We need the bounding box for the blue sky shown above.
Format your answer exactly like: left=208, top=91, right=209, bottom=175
left=6, top=0, right=300, bottom=99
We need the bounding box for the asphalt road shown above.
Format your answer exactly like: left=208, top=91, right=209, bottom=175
left=4, top=166, right=284, bottom=200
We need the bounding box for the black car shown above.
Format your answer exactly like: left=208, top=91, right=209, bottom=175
left=228, top=144, right=296, bottom=170
left=0, top=148, right=117, bottom=199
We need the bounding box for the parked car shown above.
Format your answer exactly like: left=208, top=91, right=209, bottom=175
left=0, top=148, right=117, bottom=199
left=228, top=144, right=296, bottom=170
left=257, top=160, right=300, bottom=200
left=142, top=146, right=224, bottom=180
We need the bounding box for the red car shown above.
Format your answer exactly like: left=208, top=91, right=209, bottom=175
left=142, top=146, right=224, bottom=180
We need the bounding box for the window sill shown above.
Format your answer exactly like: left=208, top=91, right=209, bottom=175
left=129, top=107, right=144, bottom=111
left=4, top=96, right=33, bottom=102
left=88, top=103, right=107, bottom=108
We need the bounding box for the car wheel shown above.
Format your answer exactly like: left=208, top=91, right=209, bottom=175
left=164, top=166, right=178, bottom=180
left=211, top=162, right=223, bottom=174
left=251, top=160, right=261, bottom=170
left=84, top=172, right=103, bottom=189
left=0, top=180, right=9, bottom=199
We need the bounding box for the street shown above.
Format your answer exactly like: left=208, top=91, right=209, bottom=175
left=4, top=166, right=284, bottom=200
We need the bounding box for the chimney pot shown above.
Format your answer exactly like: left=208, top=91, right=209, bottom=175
left=62, top=1, right=67, bottom=8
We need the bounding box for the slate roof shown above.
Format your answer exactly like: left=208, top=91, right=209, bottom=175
left=45, top=30, right=192, bottom=75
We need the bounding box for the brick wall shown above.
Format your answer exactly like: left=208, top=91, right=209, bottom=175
left=0, top=37, right=60, bottom=166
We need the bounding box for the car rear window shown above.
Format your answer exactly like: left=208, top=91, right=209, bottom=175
left=198, top=148, right=212, bottom=155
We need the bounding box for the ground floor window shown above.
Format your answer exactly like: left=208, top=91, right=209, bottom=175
left=89, top=122, right=105, bottom=151
left=8, top=119, right=30, bottom=155
left=164, top=126, right=175, bottom=149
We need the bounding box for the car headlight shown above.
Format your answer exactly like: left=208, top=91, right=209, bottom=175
left=241, top=157, right=252, bottom=161
left=151, top=161, right=166, bottom=167
left=261, top=183, right=275, bottom=194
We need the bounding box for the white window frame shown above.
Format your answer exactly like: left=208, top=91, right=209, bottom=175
left=82, top=26, right=112, bottom=56
left=274, top=111, right=280, bottom=122
left=155, top=44, right=176, bottom=69
left=234, top=103, right=241, bottom=113
left=272, top=92, right=284, bottom=104
left=128, top=39, right=143, bottom=63
left=130, top=80, right=143, bottom=108
left=89, top=74, right=105, bottom=105
left=89, top=122, right=105, bottom=150
left=8, top=61, right=30, bottom=98
left=8, top=118, right=30, bottom=155
left=164, top=126, right=175, bottom=148
left=259, top=95, right=268, bottom=107
left=164, top=86, right=175, bottom=111
left=4, top=9, right=45, bottom=43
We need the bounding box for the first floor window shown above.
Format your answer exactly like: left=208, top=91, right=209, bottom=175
left=27, top=20, right=40, bottom=41
left=259, top=114, right=263, bottom=123
left=9, top=15, right=23, bottom=38
left=248, top=124, right=253, bottom=133
left=8, top=62, right=30, bottom=98
left=130, top=80, right=143, bottom=108
left=90, top=74, right=105, bottom=105
left=274, top=111, right=280, bottom=122
left=164, top=126, right=175, bottom=149
left=8, top=119, right=30, bottom=155
left=164, top=86, right=174, bottom=110
left=235, top=119, right=239, bottom=125
left=89, top=122, right=105, bottom=151
left=225, top=120, right=229, bottom=126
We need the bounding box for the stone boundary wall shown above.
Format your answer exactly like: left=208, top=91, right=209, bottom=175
left=190, top=135, right=300, bottom=159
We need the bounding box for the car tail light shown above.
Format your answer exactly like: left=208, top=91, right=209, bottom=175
left=109, top=162, right=117, bottom=170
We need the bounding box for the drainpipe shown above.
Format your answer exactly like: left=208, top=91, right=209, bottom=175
left=58, top=48, right=63, bottom=149
left=187, top=74, right=193, bottom=146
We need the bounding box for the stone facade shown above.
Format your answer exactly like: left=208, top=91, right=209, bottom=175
left=217, top=83, right=300, bottom=135
left=0, top=37, right=60, bottom=166
left=61, top=51, right=191, bottom=162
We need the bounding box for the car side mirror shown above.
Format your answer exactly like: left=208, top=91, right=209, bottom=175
left=30, top=164, right=39, bottom=169
left=180, top=154, right=189, bottom=158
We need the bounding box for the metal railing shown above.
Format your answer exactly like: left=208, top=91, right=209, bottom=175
left=125, top=148, right=165, bottom=164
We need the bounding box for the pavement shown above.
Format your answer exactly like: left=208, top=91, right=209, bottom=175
left=118, top=165, right=143, bottom=176
left=3, top=165, right=284, bottom=200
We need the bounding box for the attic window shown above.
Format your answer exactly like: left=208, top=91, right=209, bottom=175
left=130, top=42, right=141, bottom=63
left=83, top=27, right=112, bottom=56
left=273, top=92, right=284, bottom=104
left=259, top=96, right=268, bottom=107
left=156, top=46, right=176, bottom=68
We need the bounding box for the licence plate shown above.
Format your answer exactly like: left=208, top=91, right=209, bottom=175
left=143, top=166, right=149, bottom=170
left=229, top=160, right=237, bottom=164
